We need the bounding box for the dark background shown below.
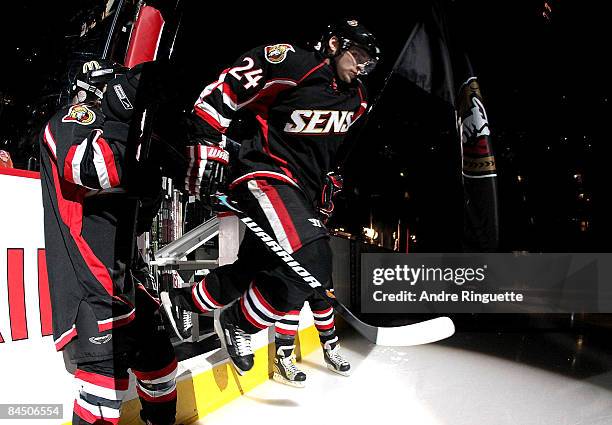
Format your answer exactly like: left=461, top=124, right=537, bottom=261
left=0, top=0, right=608, bottom=253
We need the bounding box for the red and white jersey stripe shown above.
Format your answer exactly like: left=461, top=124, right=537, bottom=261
left=247, top=179, right=301, bottom=253
left=43, top=124, right=57, bottom=159
left=42, top=104, right=125, bottom=191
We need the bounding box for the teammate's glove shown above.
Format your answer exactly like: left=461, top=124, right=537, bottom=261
left=318, top=172, right=343, bottom=224
left=101, top=68, right=140, bottom=122
left=184, top=142, right=230, bottom=208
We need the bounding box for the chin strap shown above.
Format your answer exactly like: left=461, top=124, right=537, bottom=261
left=75, top=80, right=104, bottom=100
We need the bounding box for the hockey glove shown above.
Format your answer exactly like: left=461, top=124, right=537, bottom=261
left=101, top=67, right=140, bottom=122
left=318, top=172, right=343, bottom=224
left=184, top=142, right=230, bottom=208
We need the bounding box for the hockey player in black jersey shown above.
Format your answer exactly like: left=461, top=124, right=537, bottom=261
left=39, top=61, right=177, bottom=425
left=170, top=19, right=380, bottom=378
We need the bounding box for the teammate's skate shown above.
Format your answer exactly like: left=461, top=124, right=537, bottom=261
left=323, top=341, right=351, bottom=376
left=273, top=346, right=307, bottom=388
left=160, top=294, right=193, bottom=341
left=215, top=304, right=254, bottom=375
left=159, top=275, right=196, bottom=341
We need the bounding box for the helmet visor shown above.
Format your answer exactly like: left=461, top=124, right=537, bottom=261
left=347, top=45, right=378, bottom=75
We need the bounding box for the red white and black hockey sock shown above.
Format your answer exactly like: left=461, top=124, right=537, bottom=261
left=237, top=283, right=285, bottom=334
left=72, top=366, right=128, bottom=425
left=191, top=276, right=224, bottom=313
left=275, top=310, right=300, bottom=337
left=132, top=357, right=178, bottom=425
left=313, top=307, right=338, bottom=349
left=274, top=310, right=300, bottom=356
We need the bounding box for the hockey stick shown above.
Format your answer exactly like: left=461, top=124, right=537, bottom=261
left=214, top=194, right=455, bottom=346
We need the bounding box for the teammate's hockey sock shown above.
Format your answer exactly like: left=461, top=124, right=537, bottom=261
left=134, top=358, right=178, bottom=425
left=72, top=363, right=128, bottom=425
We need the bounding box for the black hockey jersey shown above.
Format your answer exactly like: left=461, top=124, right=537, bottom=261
left=39, top=102, right=137, bottom=351
left=192, top=43, right=367, bottom=202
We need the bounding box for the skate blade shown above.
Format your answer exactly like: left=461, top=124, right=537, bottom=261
left=326, top=363, right=351, bottom=377
left=213, top=317, right=248, bottom=376
left=232, top=363, right=248, bottom=376
left=273, top=372, right=305, bottom=388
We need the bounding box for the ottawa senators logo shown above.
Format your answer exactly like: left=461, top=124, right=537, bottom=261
left=264, top=43, right=295, bottom=64
left=62, top=105, right=96, bottom=126
left=325, top=290, right=336, bottom=299
left=0, top=150, right=10, bottom=162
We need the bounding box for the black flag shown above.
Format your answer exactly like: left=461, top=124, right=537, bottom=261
left=393, top=0, right=499, bottom=251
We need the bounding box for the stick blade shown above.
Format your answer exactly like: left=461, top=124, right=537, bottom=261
left=375, top=317, right=455, bottom=346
